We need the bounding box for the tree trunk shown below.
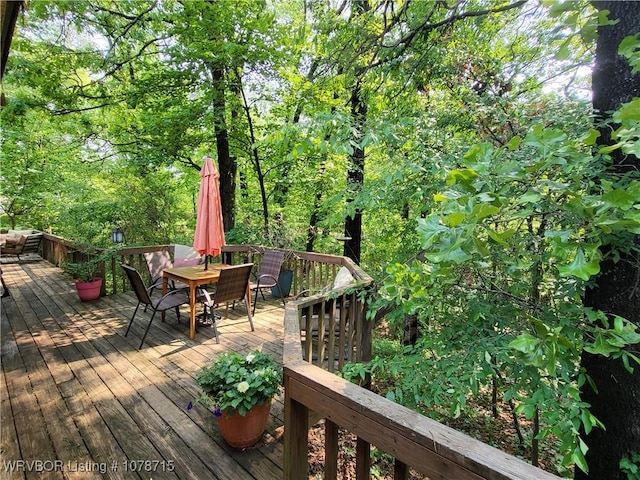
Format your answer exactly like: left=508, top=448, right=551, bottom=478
left=236, top=70, right=269, bottom=231
left=306, top=162, right=326, bottom=252
left=402, top=313, right=418, bottom=346
left=342, top=0, right=369, bottom=266
left=343, top=80, right=366, bottom=265
left=210, top=65, right=236, bottom=232
left=576, top=3, right=640, bottom=479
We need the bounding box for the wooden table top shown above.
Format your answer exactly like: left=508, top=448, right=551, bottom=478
left=162, top=263, right=229, bottom=282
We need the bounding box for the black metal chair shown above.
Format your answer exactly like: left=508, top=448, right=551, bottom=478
left=198, top=263, right=254, bottom=343
left=121, top=264, right=189, bottom=349
left=248, top=249, right=286, bottom=314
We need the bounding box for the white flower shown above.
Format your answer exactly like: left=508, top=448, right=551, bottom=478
left=237, top=381, right=250, bottom=393
left=255, top=369, right=266, bottom=376
left=245, top=353, right=256, bottom=363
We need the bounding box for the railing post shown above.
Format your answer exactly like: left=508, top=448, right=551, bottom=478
left=97, top=259, right=107, bottom=297
left=284, top=367, right=309, bottom=480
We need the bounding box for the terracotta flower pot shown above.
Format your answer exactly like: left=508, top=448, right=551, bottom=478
left=216, top=402, right=271, bottom=449
left=74, top=278, right=103, bottom=301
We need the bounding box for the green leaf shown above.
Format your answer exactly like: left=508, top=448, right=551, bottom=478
left=613, top=98, right=640, bottom=122
left=505, top=135, right=521, bottom=151
left=614, top=316, right=624, bottom=333
left=433, top=193, right=449, bottom=202
left=555, top=41, right=571, bottom=60
left=445, top=212, right=466, bottom=227
left=580, top=409, right=594, bottom=434
left=600, top=188, right=637, bottom=210
left=584, top=333, right=619, bottom=357
left=546, top=1, right=577, bottom=17
left=446, top=168, right=478, bottom=186
left=581, top=17, right=598, bottom=43
left=517, top=192, right=542, bottom=204
left=487, top=228, right=512, bottom=247
left=557, top=247, right=601, bottom=281
left=509, top=334, right=539, bottom=354
left=598, top=142, right=623, bottom=154
left=618, top=34, right=640, bottom=73
left=417, top=216, right=448, bottom=249
left=471, top=203, right=499, bottom=220
left=573, top=443, right=589, bottom=474
left=582, top=128, right=600, bottom=146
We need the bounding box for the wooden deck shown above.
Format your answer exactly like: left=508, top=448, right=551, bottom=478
left=1, top=258, right=286, bottom=479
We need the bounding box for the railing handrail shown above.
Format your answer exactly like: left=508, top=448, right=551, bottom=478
left=283, top=358, right=562, bottom=480
left=39, top=235, right=373, bottom=299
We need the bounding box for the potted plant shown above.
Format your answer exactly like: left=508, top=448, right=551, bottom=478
left=189, top=350, right=282, bottom=449
left=61, top=251, right=105, bottom=301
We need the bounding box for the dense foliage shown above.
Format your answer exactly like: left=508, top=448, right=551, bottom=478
left=1, top=1, right=638, bottom=476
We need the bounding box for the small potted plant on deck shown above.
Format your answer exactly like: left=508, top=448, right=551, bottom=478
left=189, top=350, right=282, bottom=449
left=61, top=251, right=105, bottom=301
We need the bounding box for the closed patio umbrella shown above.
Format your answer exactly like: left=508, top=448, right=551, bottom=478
left=193, top=157, right=225, bottom=270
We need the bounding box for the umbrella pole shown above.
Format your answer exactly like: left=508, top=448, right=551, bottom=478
left=205, top=255, right=209, bottom=270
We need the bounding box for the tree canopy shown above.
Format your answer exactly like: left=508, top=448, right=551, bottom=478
left=1, top=1, right=638, bottom=478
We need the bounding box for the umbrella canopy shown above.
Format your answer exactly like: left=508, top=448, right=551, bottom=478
left=193, top=157, right=225, bottom=268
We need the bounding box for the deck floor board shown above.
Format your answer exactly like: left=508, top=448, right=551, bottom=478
left=1, top=259, right=286, bottom=480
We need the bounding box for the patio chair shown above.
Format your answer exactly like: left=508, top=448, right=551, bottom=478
left=121, top=264, right=190, bottom=349
left=21, top=232, right=43, bottom=256
left=144, top=249, right=176, bottom=295
left=248, top=249, right=286, bottom=314
left=198, top=263, right=254, bottom=343
left=144, top=248, right=200, bottom=293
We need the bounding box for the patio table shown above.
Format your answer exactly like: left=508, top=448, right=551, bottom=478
left=161, top=264, right=251, bottom=340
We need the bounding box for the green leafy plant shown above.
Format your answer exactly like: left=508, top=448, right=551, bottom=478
left=61, top=245, right=119, bottom=283
left=61, top=259, right=101, bottom=283
left=191, top=350, right=282, bottom=417
left=368, top=101, right=640, bottom=474
left=61, top=248, right=105, bottom=283
left=621, top=452, right=640, bottom=480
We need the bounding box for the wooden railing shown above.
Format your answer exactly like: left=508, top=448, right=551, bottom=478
left=40, top=234, right=175, bottom=296
left=39, top=234, right=370, bottom=305
left=282, top=277, right=563, bottom=479
left=282, top=359, right=563, bottom=480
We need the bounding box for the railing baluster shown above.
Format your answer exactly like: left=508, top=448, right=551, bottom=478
left=356, top=437, right=370, bottom=480
left=347, top=292, right=357, bottom=363
left=327, top=299, right=337, bottom=373
left=325, top=419, right=339, bottom=480
left=394, top=459, right=409, bottom=480
left=337, top=294, right=348, bottom=371
left=317, top=300, right=326, bottom=368
left=304, top=306, right=313, bottom=362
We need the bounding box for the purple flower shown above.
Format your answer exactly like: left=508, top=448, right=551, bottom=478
left=213, top=407, right=222, bottom=418
left=187, top=401, right=193, bottom=411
